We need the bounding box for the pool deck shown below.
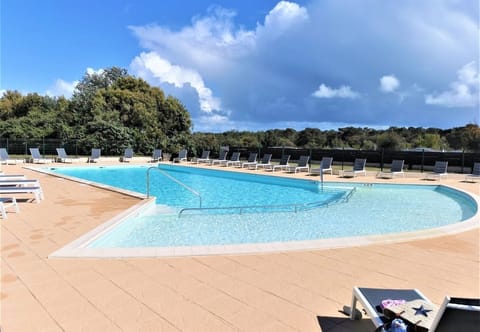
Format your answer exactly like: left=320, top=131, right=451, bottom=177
left=1, top=159, right=479, bottom=331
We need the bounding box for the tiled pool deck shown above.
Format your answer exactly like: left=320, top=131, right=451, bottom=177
left=1, top=159, right=479, bottom=331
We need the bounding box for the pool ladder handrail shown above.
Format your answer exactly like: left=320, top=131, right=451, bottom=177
left=178, top=186, right=356, bottom=217
left=146, top=166, right=202, bottom=208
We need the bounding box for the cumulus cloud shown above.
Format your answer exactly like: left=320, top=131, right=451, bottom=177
left=130, top=52, right=221, bottom=112
left=425, top=61, right=479, bottom=107
left=380, top=75, right=400, bottom=93
left=312, top=84, right=359, bottom=99
left=260, top=1, right=309, bottom=38
left=45, top=79, right=78, bottom=98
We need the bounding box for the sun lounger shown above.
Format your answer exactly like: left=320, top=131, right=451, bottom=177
left=29, top=148, right=52, bottom=164
left=119, top=148, right=134, bottom=162
left=339, top=158, right=367, bottom=177
left=192, top=150, right=210, bottom=164
left=429, top=296, right=480, bottom=331
left=151, top=149, right=162, bottom=162
left=0, top=197, right=19, bottom=219
left=465, top=162, right=480, bottom=182
left=0, top=179, right=40, bottom=188
left=285, top=155, right=310, bottom=173
left=377, top=159, right=405, bottom=178
left=173, top=149, right=188, bottom=163
left=241, top=152, right=258, bottom=168
left=0, top=174, right=27, bottom=180
left=210, top=150, right=229, bottom=166
left=267, top=155, right=290, bottom=172
left=225, top=152, right=241, bottom=167
left=0, top=186, right=44, bottom=203
left=0, top=148, right=24, bottom=164
left=309, top=157, right=333, bottom=175
left=425, top=161, right=448, bottom=180
left=349, top=287, right=431, bottom=329
left=56, top=148, right=80, bottom=163
left=87, top=148, right=101, bottom=163
left=249, top=154, right=272, bottom=170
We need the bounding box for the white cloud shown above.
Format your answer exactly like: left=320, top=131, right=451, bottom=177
left=45, top=79, right=78, bottom=98
left=261, top=1, right=309, bottom=37
left=380, top=75, right=400, bottom=92
left=312, top=84, right=359, bottom=99
left=86, top=67, right=105, bottom=76
left=130, top=52, right=221, bottom=112
left=425, top=61, right=479, bottom=107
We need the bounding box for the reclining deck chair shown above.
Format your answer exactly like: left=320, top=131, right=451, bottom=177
left=29, top=148, right=52, bottom=164
left=430, top=296, right=480, bottom=331
left=120, top=148, right=134, bottom=162
left=151, top=149, right=162, bottom=162
left=210, top=150, right=228, bottom=166
left=425, top=161, right=448, bottom=180
left=241, top=152, right=258, bottom=168
left=339, top=158, right=367, bottom=177
left=249, top=153, right=272, bottom=170
left=173, top=149, right=188, bottom=163
left=225, top=152, right=241, bottom=167
left=87, top=148, right=101, bottom=163
left=268, top=155, right=291, bottom=172
left=56, top=148, right=80, bottom=163
left=377, top=159, right=405, bottom=179
left=310, top=157, right=333, bottom=175
left=0, top=148, right=24, bottom=164
left=285, top=155, right=310, bottom=173
left=465, top=162, right=480, bottom=182
left=193, top=150, right=210, bottom=164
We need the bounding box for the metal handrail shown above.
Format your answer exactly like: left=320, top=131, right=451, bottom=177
left=146, top=166, right=202, bottom=208
left=178, top=186, right=356, bottom=217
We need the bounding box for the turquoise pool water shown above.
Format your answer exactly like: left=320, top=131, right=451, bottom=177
left=48, top=164, right=478, bottom=248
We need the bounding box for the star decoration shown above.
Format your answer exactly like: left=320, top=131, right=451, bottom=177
left=412, top=305, right=432, bottom=317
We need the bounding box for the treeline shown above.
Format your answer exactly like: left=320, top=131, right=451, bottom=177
left=1, top=67, right=479, bottom=155
left=193, top=124, right=480, bottom=154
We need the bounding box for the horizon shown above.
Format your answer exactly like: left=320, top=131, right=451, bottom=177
left=1, top=0, right=479, bottom=132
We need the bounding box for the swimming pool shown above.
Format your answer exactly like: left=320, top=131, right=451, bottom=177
left=48, top=164, right=478, bottom=253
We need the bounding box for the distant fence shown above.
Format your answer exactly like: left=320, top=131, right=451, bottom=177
left=1, top=138, right=478, bottom=173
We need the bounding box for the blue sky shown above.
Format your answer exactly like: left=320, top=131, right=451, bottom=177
left=1, top=0, right=479, bottom=132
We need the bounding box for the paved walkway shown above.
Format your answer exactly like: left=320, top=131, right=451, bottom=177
left=1, top=160, right=479, bottom=331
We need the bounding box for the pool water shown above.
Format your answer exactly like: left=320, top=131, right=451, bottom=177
left=48, top=164, right=478, bottom=248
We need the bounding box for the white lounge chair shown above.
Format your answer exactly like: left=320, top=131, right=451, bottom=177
left=425, top=161, right=448, bottom=180
left=267, top=155, right=290, bottom=172
left=377, top=159, right=405, bottom=179
left=339, top=158, right=367, bottom=177
left=193, top=150, right=210, bottom=164
left=87, top=148, right=101, bottom=163
left=310, top=157, right=333, bottom=175
left=173, top=149, right=188, bottom=163
left=0, top=186, right=44, bottom=203
left=225, top=152, right=241, bottom=167
left=249, top=154, right=272, bottom=170
left=0, top=148, right=24, bottom=164
left=0, top=174, right=26, bottom=180
left=56, top=148, right=80, bottom=163
left=151, top=149, right=162, bottom=162
left=29, top=148, right=52, bottom=164
left=285, top=155, right=310, bottom=173
left=120, top=148, right=134, bottom=162
left=0, top=179, right=41, bottom=187
left=210, top=150, right=229, bottom=166
left=241, top=152, right=258, bottom=168
left=0, top=197, right=19, bottom=219
left=465, top=163, right=480, bottom=182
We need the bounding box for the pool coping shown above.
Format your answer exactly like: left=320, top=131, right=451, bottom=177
left=32, top=164, right=480, bottom=259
